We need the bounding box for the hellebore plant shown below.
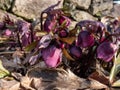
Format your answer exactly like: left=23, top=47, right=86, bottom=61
left=1, top=1, right=120, bottom=87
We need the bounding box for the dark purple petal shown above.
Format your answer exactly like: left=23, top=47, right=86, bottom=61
left=21, top=33, right=30, bottom=46
left=42, top=45, right=62, bottom=68
left=76, top=20, right=93, bottom=28
left=69, top=45, right=82, bottom=59
left=97, top=42, right=118, bottom=62
left=77, top=31, right=94, bottom=48
left=44, top=17, right=57, bottom=32
left=17, top=20, right=30, bottom=33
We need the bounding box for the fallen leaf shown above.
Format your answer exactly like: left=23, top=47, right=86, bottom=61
left=89, top=79, right=108, bottom=89
left=69, top=28, right=77, bottom=36
left=9, top=83, right=20, bottom=90
left=27, top=68, right=90, bottom=90
left=88, top=71, right=109, bottom=85
left=20, top=76, right=35, bottom=90
left=0, top=79, right=19, bottom=90
left=112, top=79, right=120, bottom=87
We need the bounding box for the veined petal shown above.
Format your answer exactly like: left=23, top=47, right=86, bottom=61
left=77, top=31, right=94, bottom=48
left=97, top=42, right=118, bottom=62
left=42, top=45, right=62, bottom=68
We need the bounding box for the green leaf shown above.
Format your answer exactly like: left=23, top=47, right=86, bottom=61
left=25, top=41, right=38, bottom=52
left=110, top=55, right=120, bottom=83
left=0, top=60, right=10, bottom=78
left=112, top=79, right=120, bottom=87
left=60, top=20, right=67, bottom=28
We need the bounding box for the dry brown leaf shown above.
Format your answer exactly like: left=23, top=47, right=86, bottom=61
left=69, top=28, right=77, bottom=36
left=89, top=79, right=108, bottom=89
left=27, top=68, right=90, bottom=90
left=9, top=83, right=20, bottom=90
left=88, top=71, right=109, bottom=85
left=0, top=79, right=19, bottom=90
left=62, top=48, right=74, bottom=61
left=20, top=76, right=35, bottom=90
left=59, top=36, right=76, bottom=44
left=30, top=78, right=43, bottom=90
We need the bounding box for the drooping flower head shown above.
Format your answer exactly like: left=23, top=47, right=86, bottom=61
left=76, top=20, right=105, bottom=42
left=42, top=1, right=71, bottom=33
left=17, top=20, right=31, bottom=46
left=43, top=14, right=58, bottom=32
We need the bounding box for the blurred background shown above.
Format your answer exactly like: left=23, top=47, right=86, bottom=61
left=0, top=0, right=119, bottom=23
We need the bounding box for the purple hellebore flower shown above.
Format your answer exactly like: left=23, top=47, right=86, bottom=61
left=69, top=45, right=82, bottom=59
left=17, top=20, right=32, bottom=46
left=97, top=42, right=118, bottom=62
left=42, top=45, right=62, bottom=68
left=59, top=16, right=71, bottom=26
left=76, top=20, right=105, bottom=39
left=76, top=31, right=94, bottom=48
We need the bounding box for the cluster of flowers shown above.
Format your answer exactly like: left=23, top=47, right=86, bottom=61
left=0, top=2, right=120, bottom=69
left=38, top=9, right=120, bottom=68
